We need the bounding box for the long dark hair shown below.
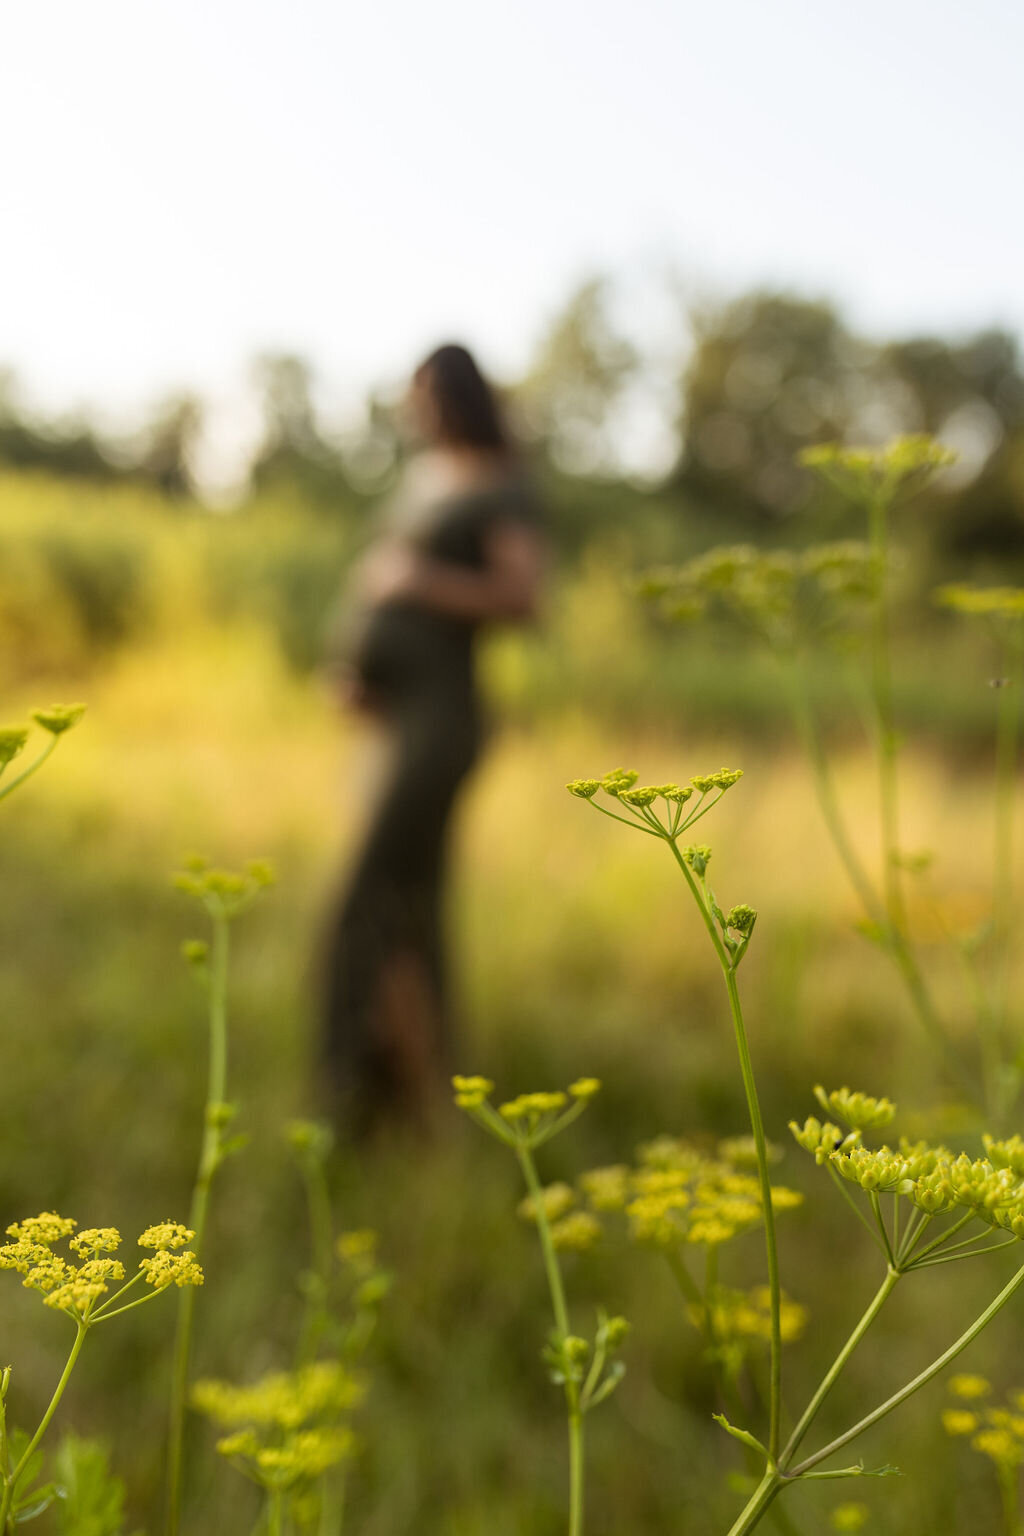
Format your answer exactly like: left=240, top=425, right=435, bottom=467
left=414, top=344, right=508, bottom=451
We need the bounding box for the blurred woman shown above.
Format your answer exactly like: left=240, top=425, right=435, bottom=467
left=323, top=344, right=544, bottom=1134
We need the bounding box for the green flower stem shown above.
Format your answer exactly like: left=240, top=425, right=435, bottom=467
left=665, top=839, right=782, bottom=1462
left=320, top=1466, right=346, bottom=1536
left=785, top=662, right=884, bottom=928
left=997, top=1458, right=1022, bottom=1536
left=91, top=1288, right=165, bottom=1323
left=725, top=1466, right=781, bottom=1536
left=867, top=492, right=906, bottom=935
left=166, top=907, right=231, bottom=1536
left=297, top=1154, right=334, bottom=1366
left=777, top=1267, right=900, bottom=1470
left=826, top=1167, right=888, bottom=1257
left=993, top=633, right=1024, bottom=1046
left=516, top=1142, right=583, bottom=1536
left=788, top=1256, right=1024, bottom=1479
left=0, top=1321, right=86, bottom=1528
left=0, top=1367, right=9, bottom=1490
left=0, top=736, right=58, bottom=805
left=902, top=1209, right=974, bottom=1267
left=267, top=1487, right=284, bottom=1536
left=784, top=657, right=971, bottom=1094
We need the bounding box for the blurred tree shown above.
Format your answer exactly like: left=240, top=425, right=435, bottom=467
left=135, top=392, right=203, bottom=500
left=515, top=277, right=639, bottom=477
left=674, top=293, right=870, bottom=524
left=249, top=353, right=359, bottom=511
left=0, top=369, right=122, bottom=482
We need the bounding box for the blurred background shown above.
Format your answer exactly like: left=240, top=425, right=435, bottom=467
left=3, top=2, right=1024, bottom=1532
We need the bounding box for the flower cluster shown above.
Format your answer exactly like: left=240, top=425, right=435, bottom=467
left=812, top=1085, right=896, bottom=1131
left=688, top=1284, right=807, bottom=1379
left=567, top=767, right=744, bottom=847
left=0, top=1212, right=202, bottom=1324
left=635, top=541, right=880, bottom=649
left=452, top=1077, right=601, bottom=1151
left=942, top=1376, right=1024, bottom=1474
left=799, top=435, right=957, bottom=501
left=578, top=1135, right=802, bottom=1254
left=517, top=1184, right=603, bottom=1252
left=792, top=1087, right=1024, bottom=1264
left=173, top=855, right=275, bottom=919
left=193, top=1361, right=363, bottom=1491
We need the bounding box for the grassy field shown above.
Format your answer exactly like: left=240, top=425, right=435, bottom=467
left=3, top=474, right=1024, bottom=1534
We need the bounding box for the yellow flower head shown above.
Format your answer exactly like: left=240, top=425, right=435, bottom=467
left=949, top=1374, right=992, bottom=1400
left=829, top=1504, right=870, bottom=1532
left=140, top=1250, right=204, bottom=1289
left=566, top=779, right=601, bottom=799
left=579, top=1165, right=630, bottom=1212
left=549, top=1212, right=602, bottom=1252
left=942, top=1409, right=980, bottom=1436
left=518, top=1183, right=575, bottom=1224
left=6, top=1213, right=77, bottom=1245
left=194, top=1361, right=364, bottom=1431
left=568, top=1078, right=601, bottom=1100
left=138, top=1222, right=195, bottom=1252
left=814, top=1085, right=896, bottom=1131
left=70, top=1228, right=122, bottom=1256
left=30, top=704, right=86, bottom=736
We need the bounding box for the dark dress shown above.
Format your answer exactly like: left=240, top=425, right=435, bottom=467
left=323, top=462, right=541, bottom=1131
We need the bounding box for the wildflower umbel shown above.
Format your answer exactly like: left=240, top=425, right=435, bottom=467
left=566, top=767, right=744, bottom=859
left=791, top=1087, right=1024, bottom=1269
left=0, top=1212, right=202, bottom=1325
left=453, top=1075, right=626, bottom=1536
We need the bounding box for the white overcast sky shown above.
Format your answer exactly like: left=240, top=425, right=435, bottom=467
left=2, top=0, right=1022, bottom=445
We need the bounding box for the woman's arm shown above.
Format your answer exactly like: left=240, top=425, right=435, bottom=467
left=358, top=522, right=545, bottom=623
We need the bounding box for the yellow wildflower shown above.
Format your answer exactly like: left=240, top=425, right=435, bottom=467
left=6, top=1213, right=77, bottom=1245
left=139, top=1250, right=204, bottom=1288
left=949, top=1374, right=991, bottom=1400
left=69, top=1228, right=122, bottom=1255
left=138, top=1222, right=195, bottom=1252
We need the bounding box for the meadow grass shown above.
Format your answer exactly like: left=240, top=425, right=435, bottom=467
left=3, top=599, right=1024, bottom=1532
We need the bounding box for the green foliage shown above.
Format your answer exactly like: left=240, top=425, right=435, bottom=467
left=52, top=1436, right=133, bottom=1536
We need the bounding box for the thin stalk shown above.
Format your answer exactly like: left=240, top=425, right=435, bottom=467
left=997, top=1459, right=1022, bottom=1536
left=826, top=1167, right=889, bottom=1256
left=724, top=1466, right=782, bottom=1536
left=0, top=737, right=58, bottom=804
left=517, top=1143, right=583, bottom=1536
left=789, top=1257, right=1024, bottom=1477
left=867, top=492, right=905, bottom=934
left=910, top=1238, right=1017, bottom=1269
left=778, top=1268, right=900, bottom=1469
left=868, top=1193, right=896, bottom=1267
left=903, top=1209, right=974, bottom=1267
left=319, top=1465, right=346, bottom=1536
left=0, top=1323, right=86, bottom=1528
left=665, top=839, right=783, bottom=1461
left=785, top=662, right=884, bottom=927
left=267, top=1487, right=284, bottom=1536
left=166, top=909, right=231, bottom=1536
left=992, top=635, right=1024, bottom=1042
left=296, top=1155, right=334, bottom=1366
left=784, top=659, right=964, bottom=1086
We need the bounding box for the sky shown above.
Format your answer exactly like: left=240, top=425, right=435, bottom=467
left=2, top=0, right=1022, bottom=471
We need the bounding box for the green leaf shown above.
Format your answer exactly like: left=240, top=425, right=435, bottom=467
left=14, top=1483, right=58, bottom=1523
left=53, top=1435, right=129, bottom=1536
left=712, top=1413, right=771, bottom=1463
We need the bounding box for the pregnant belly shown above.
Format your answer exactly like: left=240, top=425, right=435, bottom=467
left=352, top=603, right=472, bottom=697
